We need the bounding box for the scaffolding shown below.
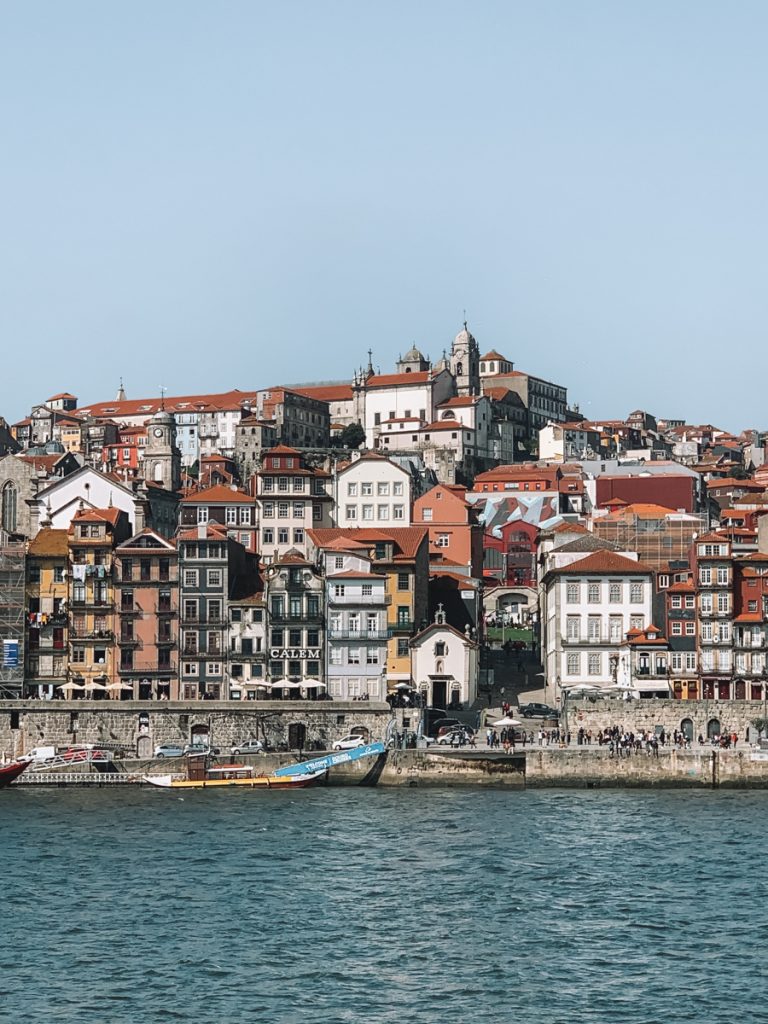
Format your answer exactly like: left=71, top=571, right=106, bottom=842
left=0, top=535, right=26, bottom=698
left=592, top=512, right=709, bottom=569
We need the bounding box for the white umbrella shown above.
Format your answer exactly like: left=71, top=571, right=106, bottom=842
left=106, top=682, right=134, bottom=692
left=82, top=680, right=108, bottom=692
left=493, top=716, right=522, bottom=727
left=395, top=682, right=414, bottom=690
left=563, top=683, right=600, bottom=694
left=274, top=680, right=301, bottom=689
left=57, top=682, right=85, bottom=692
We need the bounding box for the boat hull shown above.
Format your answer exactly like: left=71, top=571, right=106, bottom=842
left=0, top=761, right=29, bottom=788
left=143, top=770, right=325, bottom=790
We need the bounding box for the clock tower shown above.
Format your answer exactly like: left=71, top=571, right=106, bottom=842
left=144, top=408, right=181, bottom=492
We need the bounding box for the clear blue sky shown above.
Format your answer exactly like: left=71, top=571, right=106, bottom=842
left=1, top=1, right=766, bottom=431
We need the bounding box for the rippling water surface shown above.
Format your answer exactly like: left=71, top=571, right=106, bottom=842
left=2, top=786, right=766, bottom=1023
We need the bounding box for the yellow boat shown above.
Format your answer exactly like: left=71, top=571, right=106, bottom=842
left=143, top=762, right=326, bottom=790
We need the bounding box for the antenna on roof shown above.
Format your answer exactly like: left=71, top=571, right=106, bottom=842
left=159, top=385, right=166, bottom=411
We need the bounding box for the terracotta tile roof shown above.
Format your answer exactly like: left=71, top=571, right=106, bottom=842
left=548, top=550, right=653, bottom=575
left=290, top=384, right=354, bottom=403
left=18, top=454, right=65, bottom=472
left=421, top=421, right=474, bottom=432
left=28, top=528, right=68, bottom=557
left=479, top=350, right=508, bottom=362
left=47, top=392, right=77, bottom=401
left=79, top=389, right=257, bottom=419
left=264, top=443, right=301, bottom=455
left=70, top=507, right=123, bottom=527
left=438, top=396, right=482, bottom=408
left=694, top=531, right=731, bottom=545
left=180, top=485, right=254, bottom=505
left=365, top=371, right=433, bottom=388
left=308, top=526, right=428, bottom=560
left=177, top=522, right=229, bottom=541
left=545, top=521, right=589, bottom=534
left=666, top=580, right=694, bottom=592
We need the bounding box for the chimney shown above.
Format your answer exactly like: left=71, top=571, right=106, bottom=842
left=198, top=524, right=206, bottom=540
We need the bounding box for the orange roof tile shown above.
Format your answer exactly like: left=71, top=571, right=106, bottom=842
left=308, top=526, right=428, bottom=560
left=28, top=528, right=68, bottom=557
left=549, top=551, right=652, bottom=575
left=365, top=371, right=433, bottom=388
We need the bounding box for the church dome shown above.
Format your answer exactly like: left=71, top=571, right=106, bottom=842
left=453, top=322, right=476, bottom=347
left=403, top=345, right=425, bottom=363
left=151, top=409, right=174, bottom=425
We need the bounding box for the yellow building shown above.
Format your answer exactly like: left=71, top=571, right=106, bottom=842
left=67, top=508, right=131, bottom=695
left=25, top=529, right=69, bottom=695
left=57, top=418, right=83, bottom=455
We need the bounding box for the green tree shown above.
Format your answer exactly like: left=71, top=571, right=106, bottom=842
left=334, top=422, right=365, bottom=450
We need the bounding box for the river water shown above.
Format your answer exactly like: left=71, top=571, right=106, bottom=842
left=1, top=786, right=766, bottom=1023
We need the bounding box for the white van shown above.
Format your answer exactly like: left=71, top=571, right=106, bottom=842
left=19, top=746, right=57, bottom=764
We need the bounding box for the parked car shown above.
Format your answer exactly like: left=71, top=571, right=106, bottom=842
left=230, top=739, right=265, bottom=756
left=183, top=742, right=220, bottom=756
left=519, top=703, right=559, bottom=719
left=153, top=744, right=184, bottom=758
left=436, top=727, right=475, bottom=746
left=332, top=734, right=367, bottom=751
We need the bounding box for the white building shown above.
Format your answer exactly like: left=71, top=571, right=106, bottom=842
left=410, top=608, right=479, bottom=708
left=227, top=592, right=267, bottom=699
left=333, top=452, right=411, bottom=527
left=364, top=365, right=454, bottom=449
left=253, top=446, right=333, bottom=562
left=540, top=550, right=655, bottom=701
left=317, top=542, right=388, bottom=701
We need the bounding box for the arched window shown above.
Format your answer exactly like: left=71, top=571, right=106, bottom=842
left=1, top=482, right=17, bottom=533
left=456, top=361, right=463, bottom=376
left=154, top=462, right=164, bottom=482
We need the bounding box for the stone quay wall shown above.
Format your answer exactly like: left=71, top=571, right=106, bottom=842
left=563, top=698, right=767, bottom=740
left=525, top=748, right=768, bottom=788
left=0, top=700, right=392, bottom=762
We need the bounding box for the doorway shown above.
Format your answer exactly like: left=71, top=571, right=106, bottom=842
left=707, top=718, right=721, bottom=740
left=680, top=718, right=693, bottom=742
left=137, top=735, right=151, bottom=759
left=431, top=679, right=447, bottom=708
left=288, top=722, right=306, bottom=751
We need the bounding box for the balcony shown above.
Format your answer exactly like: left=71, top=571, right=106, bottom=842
left=120, top=660, right=177, bottom=675
left=563, top=635, right=622, bottom=646
left=389, top=619, right=415, bottom=634
left=269, top=612, right=324, bottom=625
left=328, top=629, right=390, bottom=640
left=71, top=599, right=114, bottom=611
left=70, top=629, right=114, bottom=641
left=156, top=634, right=176, bottom=646
left=180, top=615, right=224, bottom=627
left=119, top=635, right=143, bottom=647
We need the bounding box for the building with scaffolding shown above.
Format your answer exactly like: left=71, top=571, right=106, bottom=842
left=0, top=534, right=26, bottom=697
left=591, top=503, right=709, bottom=570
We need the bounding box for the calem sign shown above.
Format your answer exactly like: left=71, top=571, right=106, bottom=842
left=269, top=648, right=321, bottom=659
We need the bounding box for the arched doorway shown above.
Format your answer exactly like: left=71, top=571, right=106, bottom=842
left=191, top=723, right=210, bottom=745
left=707, top=718, right=721, bottom=740
left=137, top=735, right=151, bottom=759
left=288, top=722, right=306, bottom=751
left=680, top=718, right=694, bottom=742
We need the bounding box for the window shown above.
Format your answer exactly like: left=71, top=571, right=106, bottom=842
left=312, top=504, right=322, bottom=521
left=685, top=621, right=696, bottom=636
left=347, top=483, right=358, bottom=497
left=701, top=622, right=712, bottom=641
left=278, top=529, right=289, bottom=544
left=588, top=653, right=601, bottom=676
left=700, top=593, right=713, bottom=614
left=629, top=582, right=643, bottom=604
left=362, top=505, right=373, bottom=521
left=566, top=582, right=579, bottom=604
left=330, top=648, right=343, bottom=665
left=609, top=582, right=621, bottom=603
left=393, top=482, right=404, bottom=496
left=240, top=508, right=252, bottom=525
left=566, top=616, right=580, bottom=640
left=183, top=569, right=198, bottom=588
left=348, top=649, right=361, bottom=665
left=377, top=482, right=390, bottom=496
left=422, top=508, right=433, bottom=522
left=685, top=595, right=695, bottom=609
left=566, top=652, right=580, bottom=675
left=345, top=503, right=358, bottom=520
left=361, top=482, right=373, bottom=496
left=226, top=507, right=237, bottom=525
left=749, top=600, right=758, bottom=612
left=393, top=505, right=404, bottom=520
left=71, top=647, right=85, bottom=664
left=197, top=507, right=208, bottom=524
left=436, top=534, right=449, bottom=548
left=717, top=566, right=729, bottom=586
left=293, top=528, right=305, bottom=544
left=685, top=652, right=697, bottom=671
left=263, top=502, right=274, bottom=518
left=28, top=565, right=40, bottom=584
left=671, top=622, right=682, bottom=636
left=263, top=477, right=274, bottom=492
left=278, top=502, right=289, bottom=518
left=334, top=556, right=344, bottom=570
left=334, top=584, right=345, bottom=597
left=278, top=477, right=288, bottom=492
left=1, top=482, right=17, bottom=533
left=362, top=584, right=373, bottom=597
left=587, top=582, right=600, bottom=604
left=671, top=595, right=682, bottom=609
left=366, top=648, right=379, bottom=664
left=658, top=574, right=669, bottom=589
left=207, top=569, right=222, bottom=588
left=262, top=528, right=274, bottom=545
left=630, top=615, right=643, bottom=631
left=397, top=572, right=409, bottom=591
left=587, top=616, right=601, bottom=641
left=397, top=639, right=409, bottom=657
left=377, top=505, right=390, bottom=520
left=609, top=617, right=622, bottom=642
left=293, top=502, right=305, bottom=518
left=53, top=565, right=65, bottom=583
left=717, top=593, right=730, bottom=614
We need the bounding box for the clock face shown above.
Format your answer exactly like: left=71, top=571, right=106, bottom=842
left=153, top=427, right=164, bottom=438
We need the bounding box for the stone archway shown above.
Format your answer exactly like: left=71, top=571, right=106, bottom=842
left=707, top=718, right=721, bottom=740
left=680, top=718, right=693, bottom=742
